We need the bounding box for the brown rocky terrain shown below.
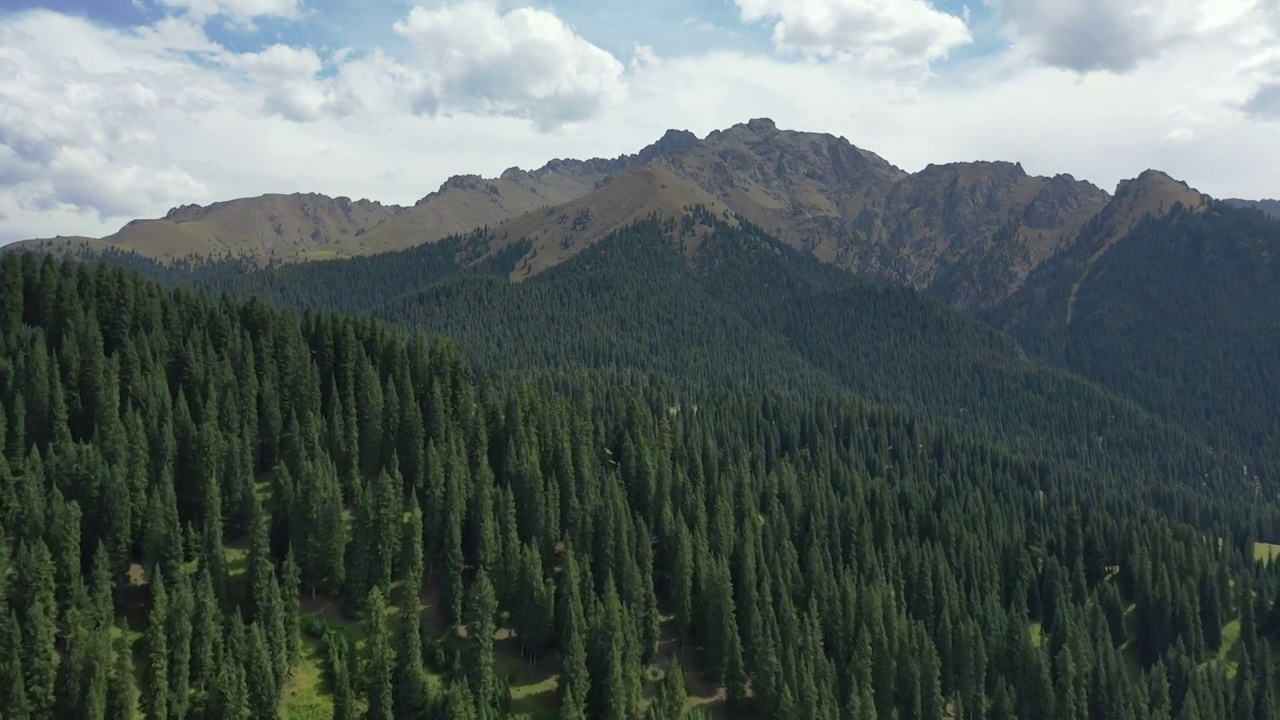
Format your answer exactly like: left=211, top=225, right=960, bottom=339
left=3, top=119, right=1226, bottom=308
left=478, top=119, right=1121, bottom=308
left=7, top=193, right=401, bottom=264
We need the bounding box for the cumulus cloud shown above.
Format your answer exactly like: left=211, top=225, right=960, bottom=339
left=2, top=0, right=1279, bottom=246
left=208, top=1, right=627, bottom=128
left=0, top=11, right=213, bottom=223
left=734, top=0, right=972, bottom=70
left=616, top=41, right=1280, bottom=201
left=221, top=44, right=335, bottom=121
left=986, top=0, right=1259, bottom=73
left=0, top=4, right=629, bottom=241
left=392, top=1, right=627, bottom=128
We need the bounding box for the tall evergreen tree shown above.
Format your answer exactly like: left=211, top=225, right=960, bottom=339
left=363, top=587, right=395, bottom=720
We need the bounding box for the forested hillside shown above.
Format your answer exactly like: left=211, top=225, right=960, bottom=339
left=3, top=250, right=1280, bottom=720
left=995, top=203, right=1280, bottom=482
left=149, top=211, right=1262, bottom=508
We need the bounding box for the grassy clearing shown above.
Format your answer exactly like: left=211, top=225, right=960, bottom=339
left=654, top=613, right=728, bottom=718
left=285, top=587, right=566, bottom=720
left=495, top=642, right=559, bottom=720
left=1254, top=542, right=1280, bottom=564
left=1215, top=619, right=1243, bottom=676
left=282, top=636, right=335, bottom=720
left=228, top=475, right=723, bottom=719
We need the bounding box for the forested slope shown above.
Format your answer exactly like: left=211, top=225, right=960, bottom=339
left=995, top=203, right=1280, bottom=481
left=3, top=252, right=1280, bottom=720
left=166, top=211, right=1263, bottom=509
left=67, top=200, right=1280, bottom=493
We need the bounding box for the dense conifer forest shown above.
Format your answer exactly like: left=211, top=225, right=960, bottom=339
left=3, top=202, right=1280, bottom=719
left=994, top=204, right=1280, bottom=480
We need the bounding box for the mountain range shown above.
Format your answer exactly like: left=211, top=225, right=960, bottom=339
left=9, top=117, right=1279, bottom=470
left=10, top=117, right=1254, bottom=309
left=4, top=117, right=1280, bottom=720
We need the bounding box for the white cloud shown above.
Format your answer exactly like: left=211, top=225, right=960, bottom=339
left=985, top=0, right=1260, bottom=73
left=391, top=1, right=627, bottom=129
left=2, top=1, right=1280, bottom=246
left=0, top=11, right=214, bottom=227
left=0, top=5, right=631, bottom=242
left=209, top=1, right=628, bottom=128
left=734, top=0, right=972, bottom=70
left=1163, top=128, right=1196, bottom=142
left=601, top=35, right=1280, bottom=200
left=221, top=44, right=334, bottom=121
left=154, top=0, right=305, bottom=23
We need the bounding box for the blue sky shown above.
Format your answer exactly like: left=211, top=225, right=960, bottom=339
left=0, top=0, right=1277, bottom=242
left=13, top=0, right=1005, bottom=70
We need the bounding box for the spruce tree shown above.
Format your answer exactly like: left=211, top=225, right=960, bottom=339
left=107, top=634, right=139, bottom=720
left=660, top=659, right=688, bottom=719
left=392, top=613, right=430, bottom=719
left=167, top=571, right=195, bottom=719
left=282, top=545, right=302, bottom=668
left=401, top=497, right=425, bottom=608
left=246, top=622, right=279, bottom=720
left=465, top=569, right=499, bottom=715
left=363, top=587, right=395, bottom=720
left=143, top=571, right=170, bottom=720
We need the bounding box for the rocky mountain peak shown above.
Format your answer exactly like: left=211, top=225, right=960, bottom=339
left=637, top=129, right=699, bottom=165
left=164, top=203, right=206, bottom=222
left=1113, top=169, right=1204, bottom=204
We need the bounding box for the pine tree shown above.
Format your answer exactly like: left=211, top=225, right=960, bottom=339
left=295, top=457, right=346, bottom=596
left=327, top=633, right=356, bottom=720
left=465, top=569, right=500, bottom=714
left=143, top=571, right=171, bottom=720
left=246, top=621, right=280, bottom=720
left=107, top=634, right=139, bottom=720
left=363, top=586, right=395, bottom=720
left=166, top=571, right=195, bottom=719
left=392, top=613, right=430, bottom=719
left=247, top=507, right=288, bottom=689
left=444, top=681, right=479, bottom=720
left=213, top=615, right=252, bottom=720
left=282, top=545, right=302, bottom=668
left=558, top=555, right=590, bottom=720
left=660, top=658, right=689, bottom=719
left=368, top=470, right=401, bottom=592
left=0, top=609, right=32, bottom=720
left=190, top=566, right=222, bottom=702
left=401, top=497, right=425, bottom=608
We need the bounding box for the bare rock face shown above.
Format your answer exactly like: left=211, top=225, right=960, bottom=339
left=372, top=119, right=1151, bottom=306
left=587, top=120, right=1113, bottom=307
left=25, top=118, right=1214, bottom=294
left=847, top=162, right=1111, bottom=307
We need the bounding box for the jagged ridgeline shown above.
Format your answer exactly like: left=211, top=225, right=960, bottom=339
left=2, top=251, right=1280, bottom=720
